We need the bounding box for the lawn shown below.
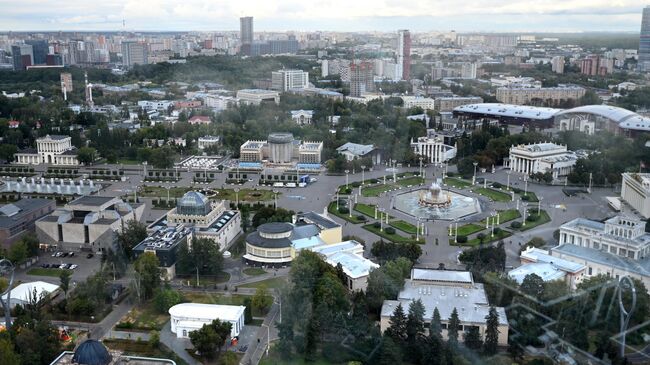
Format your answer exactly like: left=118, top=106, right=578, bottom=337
left=443, top=177, right=472, bottom=189
left=396, top=176, right=424, bottom=187
left=116, top=301, right=169, bottom=331
left=238, top=277, right=288, bottom=290
left=327, top=202, right=367, bottom=224
left=453, top=223, right=484, bottom=236
left=519, top=191, right=539, bottom=202
left=452, top=229, right=513, bottom=247
left=390, top=220, right=418, bottom=234
left=139, top=186, right=275, bottom=202
left=26, top=267, right=72, bottom=277
left=478, top=209, right=521, bottom=226
left=362, top=224, right=422, bottom=244
left=361, top=183, right=396, bottom=197
left=176, top=271, right=231, bottom=287
left=243, top=267, right=267, bottom=276
left=354, top=203, right=381, bottom=219
left=518, top=210, right=552, bottom=231
left=473, top=187, right=512, bottom=202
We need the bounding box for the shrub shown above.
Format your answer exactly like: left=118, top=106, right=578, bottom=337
left=385, top=227, right=396, bottom=235
left=493, top=227, right=501, bottom=234
left=370, top=178, right=379, bottom=183
left=511, top=221, right=523, bottom=229
left=373, top=222, right=381, bottom=229
left=526, top=214, right=539, bottom=222
left=447, top=172, right=456, bottom=177
left=351, top=181, right=361, bottom=187
left=344, top=188, right=352, bottom=194
left=492, top=182, right=503, bottom=188
left=521, top=195, right=530, bottom=201
left=456, top=235, right=468, bottom=243
left=338, top=207, right=349, bottom=214
left=357, top=215, right=366, bottom=221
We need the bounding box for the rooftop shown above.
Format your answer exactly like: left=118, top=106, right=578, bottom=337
left=411, top=268, right=474, bottom=285
left=453, top=103, right=561, bottom=120
left=508, top=263, right=567, bottom=284
left=169, top=303, right=245, bottom=321
left=68, top=196, right=116, bottom=207
left=134, top=225, right=192, bottom=252
left=336, top=142, right=376, bottom=156
left=521, top=247, right=586, bottom=273
left=296, top=211, right=340, bottom=230
left=552, top=244, right=650, bottom=277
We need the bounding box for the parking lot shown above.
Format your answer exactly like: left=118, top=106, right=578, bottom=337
left=14, top=251, right=104, bottom=285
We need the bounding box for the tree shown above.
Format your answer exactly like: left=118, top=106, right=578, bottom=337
left=406, top=299, right=426, bottom=340
left=148, top=330, right=160, bottom=348
left=59, top=270, right=71, bottom=298
left=377, top=336, right=402, bottom=365
left=243, top=298, right=253, bottom=324
left=385, top=303, right=407, bottom=346
left=252, top=285, right=273, bottom=314
left=134, top=252, right=161, bottom=301
left=483, top=306, right=500, bottom=355
left=7, top=241, right=28, bottom=265
left=520, top=273, right=545, bottom=299
left=153, top=288, right=183, bottom=313
left=447, top=307, right=460, bottom=345
left=175, top=237, right=224, bottom=277
left=0, top=144, right=17, bottom=163
left=116, top=219, right=147, bottom=258
left=430, top=307, right=442, bottom=339
left=76, top=147, right=96, bottom=165
left=189, top=319, right=232, bottom=359
left=463, top=326, right=482, bottom=350
left=0, top=337, right=20, bottom=365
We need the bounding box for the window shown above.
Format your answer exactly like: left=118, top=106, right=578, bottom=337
left=588, top=267, right=592, bottom=275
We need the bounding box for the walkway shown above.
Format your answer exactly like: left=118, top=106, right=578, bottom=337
left=159, top=321, right=201, bottom=365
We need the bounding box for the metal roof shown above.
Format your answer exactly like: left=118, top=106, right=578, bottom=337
left=336, top=142, right=376, bottom=156
left=556, top=105, right=650, bottom=132
left=411, top=268, right=473, bottom=284
left=169, top=303, right=245, bottom=322
left=453, top=103, right=562, bottom=120
left=552, top=244, right=650, bottom=277
left=508, top=263, right=566, bottom=284
left=521, top=247, right=586, bottom=273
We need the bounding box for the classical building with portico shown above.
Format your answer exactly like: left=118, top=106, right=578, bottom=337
left=621, top=173, right=650, bottom=219
left=410, top=135, right=456, bottom=164
left=14, top=135, right=79, bottom=165
left=508, top=142, right=578, bottom=178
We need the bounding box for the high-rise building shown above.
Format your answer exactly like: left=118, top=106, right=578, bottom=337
left=271, top=69, right=309, bottom=91
left=460, top=62, right=477, bottom=79
left=240, top=16, right=253, bottom=45
left=60, top=73, right=73, bottom=100
left=640, top=6, right=650, bottom=72
left=11, top=44, right=33, bottom=70
left=579, top=54, right=613, bottom=76
left=551, top=56, right=565, bottom=74
left=25, top=40, right=48, bottom=65
left=397, top=30, right=411, bottom=80
left=121, top=41, right=148, bottom=67
left=349, top=61, right=375, bottom=98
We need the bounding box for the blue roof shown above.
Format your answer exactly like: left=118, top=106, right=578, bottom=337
left=239, top=162, right=262, bottom=168
left=72, top=340, right=112, bottom=365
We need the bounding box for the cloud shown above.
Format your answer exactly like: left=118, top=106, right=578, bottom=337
left=0, top=0, right=645, bottom=31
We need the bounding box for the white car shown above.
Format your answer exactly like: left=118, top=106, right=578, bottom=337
left=59, top=264, right=68, bottom=269
left=69, top=264, right=78, bottom=270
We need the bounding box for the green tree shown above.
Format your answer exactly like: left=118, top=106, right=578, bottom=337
left=153, top=288, right=183, bottom=313
left=520, top=273, right=545, bottom=298
left=463, top=326, right=482, bottom=350
left=116, top=219, right=147, bottom=258
left=385, top=303, right=407, bottom=346
left=252, top=285, right=273, bottom=314
left=0, top=337, right=21, bottom=365
left=447, top=307, right=460, bottom=345
left=0, top=144, right=17, bottom=163
left=430, top=307, right=442, bottom=339
left=134, top=252, right=161, bottom=301
left=175, top=237, right=224, bottom=277
left=7, top=241, right=28, bottom=265
left=189, top=323, right=220, bottom=358
left=76, top=147, right=97, bottom=165
left=483, top=306, right=500, bottom=355
left=59, top=270, right=71, bottom=298
left=148, top=330, right=160, bottom=348
left=406, top=299, right=426, bottom=340
left=377, top=336, right=402, bottom=365
left=19, top=233, right=39, bottom=257
left=243, top=298, right=253, bottom=324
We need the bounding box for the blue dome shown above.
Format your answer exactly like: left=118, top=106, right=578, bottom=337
left=72, top=340, right=112, bottom=365
left=177, top=191, right=211, bottom=215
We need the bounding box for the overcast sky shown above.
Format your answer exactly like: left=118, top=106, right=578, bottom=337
left=1, top=0, right=646, bottom=32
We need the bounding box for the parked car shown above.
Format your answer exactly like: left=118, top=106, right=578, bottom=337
left=86, top=253, right=94, bottom=259
left=68, top=252, right=75, bottom=257
left=59, top=264, right=68, bottom=269
left=51, top=252, right=58, bottom=257
left=41, top=263, right=49, bottom=268
left=60, top=252, right=68, bottom=258
left=69, top=264, right=78, bottom=270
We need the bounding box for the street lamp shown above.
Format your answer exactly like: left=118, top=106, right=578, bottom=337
left=419, top=157, right=423, bottom=177
left=491, top=212, right=496, bottom=238
left=538, top=196, right=543, bottom=215
left=522, top=202, right=528, bottom=226
left=524, top=174, right=529, bottom=196
left=379, top=208, right=385, bottom=231
left=261, top=323, right=270, bottom=357
left=361, top=165, right=367, bottom=185
left=234, top=187, right=240, bottom=207
left=506, top=171, right=511, bottom=191
left=273, top=189, right=278, bottom=209
left=345, top=169, right=349, bottom=189
left=472, top=162, right=478, bottom=185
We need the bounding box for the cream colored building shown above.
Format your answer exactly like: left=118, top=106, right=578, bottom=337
left=402, top=96, right=435, bottom=110
left=411, top=135, right=456, bottom=163
left=553, top=216, right=650, bottom=289
left=621, top=173, right=650, bottom=219
left=236, top=89, right=280, bottom=105
left=434, top=96, right=483, bottom=112
left=496, top=86, right=585, bottom=105
left=380, top=269, right=509, bottom=346
left=310, top=240, right=378, bottom=291
left=14, top=135, right=79, bottom=165
left=239, top=133, right=323, bottom=164
left=508, top=142, right=578, bottom=178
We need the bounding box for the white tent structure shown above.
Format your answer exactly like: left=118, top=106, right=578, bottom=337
left=1, top=281, right=60, bottom=307
left=169, top=303, right=246, bottom=338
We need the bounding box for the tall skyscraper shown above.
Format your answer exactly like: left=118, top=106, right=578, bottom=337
left=551, top=56, right=565, bottom=74
left=121, top=41, right=148, bottom=67
left=240, top=16, right=253, bottom=45
left=11, top=44, right=33, bottom=70
left=397, top=29, right=411, bottom=80
left=640, top=6, right=650, bottom=72
left=25, top=40, right=48, bottom=65
left=349, top=61, right=375, bottom=98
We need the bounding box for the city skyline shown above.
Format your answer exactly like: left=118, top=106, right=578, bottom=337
left=1, top=1, right=647, bottom=32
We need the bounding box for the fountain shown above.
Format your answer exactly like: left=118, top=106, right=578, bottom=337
left=393, top=177, right=480, bottom=220
left=418, top=181, right=452, bottom=208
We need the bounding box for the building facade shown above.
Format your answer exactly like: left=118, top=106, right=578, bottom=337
left=508, top=142, right=578, bottom=178
left=271, top=69, right=309, bottom=91
left=240, top=17, right=254, bottom=45
left=397, top=29, right=411, bottom=80
left=0, top=199, right=56, bottom=247
left=380, top=269, right=509, bottom=346
left=236, top=89, right=280, bottom=105
left=310, top=240, right=379, bottom=291
left=434, top=96, right=483, bottom=112
left=496, top=86, right=585, bottom=106
left=640, top=6, right=650, bottom=72
left=14, top=135, right=79, bottom=166
left=411, top=136, right=457, bottom=164
left=621, top=173, right=650, bottom=219
left=239, top=133, right=323, bottom=165
left=554, top=216, right=650, bottom=289
left=349, top=61, right=374, bottom=98
left=170, top=303, right=245, bottom=338
left=335, top=142, right=382, bottom=164
left=121, top=41, right=148, bottom=67
left=197, top=136, right=221, bottom=150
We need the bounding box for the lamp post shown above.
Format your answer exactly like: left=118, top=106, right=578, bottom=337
left=524, top=174, right=529, bottom=196
left=166, top=186, right=170, bottom=204
left=379, top=208, right=385, bottom=231
left=538, top=196, right=543, bottom=215
left=522, top=202, right=528, bottom=226
left=234, top=187, right=240, bottom=207
left=419, top=157, right=423, bottom=177
left=361, top=165, right=366, bottom=185
left=491, top=212, right=496, bottom=238
left=506, top=171, right=511, bottom=191
left=416, top=218, right=421, bottom=241
left=472, top=162, right=478, bottom=185
left=262, top=323, right=270, bottom=357
left=392, top=160, right=397, bottom=182
left=349, top=196, right=353, bottom=218
left=273, top=189, right=278, bottom=209
left=345, top=169, right=349, bottom=189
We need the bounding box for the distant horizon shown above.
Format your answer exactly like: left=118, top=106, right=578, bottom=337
left=0, top=30, right=642, bottom=35
left=1, top=1, right=646, bottom=33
